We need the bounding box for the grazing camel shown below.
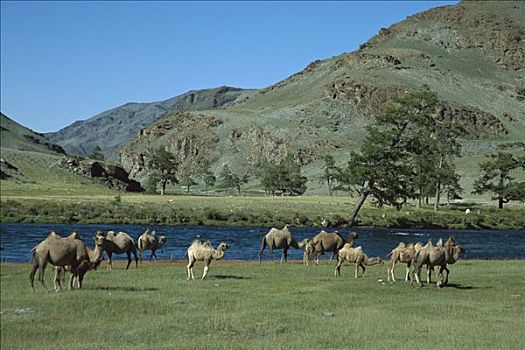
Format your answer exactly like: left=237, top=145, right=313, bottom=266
left=137, top=230, right=166, bottom=261
left=54, top=235, right=105, bottom=290
left=386, top=242, right=424, bottom=282
left=311, top=231, right=358, bottom=265
left=187, top=240, right=230, bottom=280
left=258, top=225, right=301, bottom=263
left=95, top=231, right=138, bottom=270
left=334, top=244, right=382, bottom=278
left=30, top=231, right=90, bottom=291
left=411, top=237, right=465, bottom=287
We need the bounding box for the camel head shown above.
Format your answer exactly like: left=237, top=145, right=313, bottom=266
left=347, top=232, right=358, bottom=242
left=217, top=242, right=230, bottom=251
left=158, top=236, right=167, bottom=246
left=297, top=238, right=311, bottom=248
left=95, top=230, right=105, bottom=238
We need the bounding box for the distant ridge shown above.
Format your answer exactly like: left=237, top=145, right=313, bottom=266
left=46, top=86, right=256, bottom=161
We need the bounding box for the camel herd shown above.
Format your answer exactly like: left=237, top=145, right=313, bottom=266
left=29, top=225, right=465, bottom=291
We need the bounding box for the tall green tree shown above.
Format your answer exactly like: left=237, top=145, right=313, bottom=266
left=149, top=148, right=179, bottom=195
left=202, top=170, right=216, bottom=192
left=260, top=158, right=307, bottom=196
left=472, top=143, right=525, bottom=209
left=322, top=155, right=337, bottom=196
left=335, top=91, right=462, bottom=225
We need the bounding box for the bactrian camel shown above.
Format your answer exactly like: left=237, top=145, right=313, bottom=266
left=54, top=235, right=105, bottom=290
left=30, top=231, right=100, bottom=291
left=411, top=237, right=465, bottom=287
left=334, top=244, right=382, bottom=278
left=187, top=240, right=230, bottom=280
left=95, top=230, right=138, bottom=270
left=386, top=242, right=424, bottom=282
left=137, top=229, right=167, bottom=261
left=311, top=231, right=358, bottom=265
left=258, top=225, right=302, bottom=263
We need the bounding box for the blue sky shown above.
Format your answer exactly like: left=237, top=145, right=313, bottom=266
left=1, top=1, right=456, bottom=133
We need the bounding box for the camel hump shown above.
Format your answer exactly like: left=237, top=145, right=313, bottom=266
left=436, top=238, right=443, bottom=247
left=355, top=246, right=362, bottom=250
left=396, top=242, right=406, bottom=248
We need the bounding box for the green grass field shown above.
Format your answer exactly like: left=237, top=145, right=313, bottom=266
left=1, top=260, right=524, bottom=349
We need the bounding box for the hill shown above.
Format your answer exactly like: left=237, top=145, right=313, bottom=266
left=119, top=1, right=525, bottom=193
left=1, top=113, right=66, bottom=156
left=46, top=86, right=256, bottom=161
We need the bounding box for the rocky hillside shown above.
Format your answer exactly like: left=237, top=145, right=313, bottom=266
left=46, top=86, right=256, bottom=161
left=1, top=113, right=66, bottom=155
left=119, top=1, right=524, bottom=189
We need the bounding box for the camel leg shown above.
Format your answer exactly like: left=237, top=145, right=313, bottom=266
left=29, top=261, right=39, bottom=292
left=268, top=246, right=273, bottom=259
left=388, top=261, right=396, bottom=282
left=334, top=258, right=342, bottom=277
left=54, top=267, right=62, bottom=291
left=405, top=264, right=410, bottom=282
left=132, top=247, right=139, bottom=268
left=281, top=248, right=288, bottom=263
left=202, top=259, right=212, bottom=279
left=187, top=258, right=195, bottom=280
left=315, top=253, right=320, bottom=266
left=38, top=263, right=48, bottom=290
left=107, top=252, right=113, bottom=271
left=443, top=266, right=450, bottom=285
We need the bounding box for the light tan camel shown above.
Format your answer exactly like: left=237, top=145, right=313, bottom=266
left=95, top=230, right=138, bottom=270
left=311, top=231, right=358, bottom=265
left=30, top=231, right=90, bottom=291
left=411, top=237, right=465, bottom=287
left=386, top=242, right=424, bottom=282
left=137, top=230, right=166, bottom=261
left=300, top=239, right=314, bottom=266
left=334, top=244, right=382, bottom=278
left=54, top=235, right=105, bottom=290
left=187, top=240, right=230, bottom=280
left=258, top=225, right=301, bottom=263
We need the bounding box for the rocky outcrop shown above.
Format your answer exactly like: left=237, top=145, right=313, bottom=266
left=0, top=158, right=22, bottom=179
left=120, top=112, right=222, bottom=180
left=61, top=156, right=143, bottom=192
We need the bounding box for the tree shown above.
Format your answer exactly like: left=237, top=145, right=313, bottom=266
left=322, top=155, right=337, bottom=195
left=335, top=91, right=462, bottom=225
left=89, top=146, right=105, bottom=161
left=260, top=158, right=308, bottom=196
left=472, top=143, right=525, bottom=209
left=149, top=148, right=179, bottom=195
left=202, top=170, right=216, bottom=192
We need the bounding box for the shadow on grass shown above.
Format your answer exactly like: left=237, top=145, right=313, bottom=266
left=444, top=283, right=482, bottom=290
left=88, top=286, right=159, bottom=292
left=211, top=275, right=250, bottom=280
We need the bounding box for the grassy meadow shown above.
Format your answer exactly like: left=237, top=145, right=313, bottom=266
left=1, top=260, right=524, bottom=349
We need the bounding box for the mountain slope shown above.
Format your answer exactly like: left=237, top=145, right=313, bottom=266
left=46, top=86, right=256, bottom=161
left=1, top=113, right=66, bottom=155
left=119, top=0, right=524, bottom=194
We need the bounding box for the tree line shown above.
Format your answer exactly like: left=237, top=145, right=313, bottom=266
left=144, top=91, right=524, bottom=216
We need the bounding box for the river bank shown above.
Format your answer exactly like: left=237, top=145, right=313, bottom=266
left=1, top=194, right=524, bottom=229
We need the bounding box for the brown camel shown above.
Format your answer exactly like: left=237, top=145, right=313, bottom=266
left=300, top=239, right=314, bottom=266
left=187, top=240, right=230, bottom=280
left=137, top=230, right=166, bottom=261
left=334, top=244, right=382, bottom=278
left=411, top=237, right=465, bottom=287
left=30, top=231, right=90, bottom=291
left=386, top=242, right=424, bottom=282
left=258, top=225, right=302, bottom=263
left=311, top=231, right=358, bottom=265
left=54, top=235, right=105, bottom=290
left=95, top=230, right=138, bottom=270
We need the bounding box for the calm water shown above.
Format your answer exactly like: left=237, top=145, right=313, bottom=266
left=1, top=223, right=524, bottom=263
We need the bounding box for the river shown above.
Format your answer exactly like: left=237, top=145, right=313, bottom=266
left=1, top=223, right=524, bottom=263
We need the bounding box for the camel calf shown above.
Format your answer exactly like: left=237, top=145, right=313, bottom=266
left=335, top=244, right=382, bottom=278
